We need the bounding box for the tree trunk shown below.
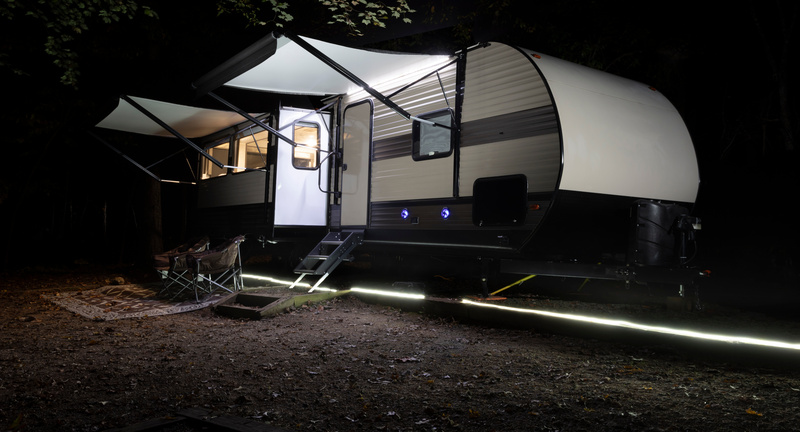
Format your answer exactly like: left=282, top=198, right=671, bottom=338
left=137, top=175, right=163, bottom=267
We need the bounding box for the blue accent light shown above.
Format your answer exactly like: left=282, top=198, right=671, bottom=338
left=400, top=208, right=410, bottom=219
left=441, top=207, right=451, bottom=220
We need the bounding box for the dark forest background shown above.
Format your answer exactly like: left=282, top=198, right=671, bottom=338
left=1, top=1, right=797, bottom=303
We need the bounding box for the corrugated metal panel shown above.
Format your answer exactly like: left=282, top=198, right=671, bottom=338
left=344, top=62, right=458, bottom=203
left=457, top=44, right=561, bottom=197
left=344, top=64, right=458, bottom=143
left=371, top=156, right=453, bottom=201
left=373, top=134, right=411, bottom=161
left=346, top=42, right=563, bottom=226
left=462, top=44, right=552, bottom=122
left=459, top=134, right=561, bottom=195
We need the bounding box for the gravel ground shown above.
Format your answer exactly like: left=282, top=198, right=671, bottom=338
left=2, top=265, right=800, bottom=431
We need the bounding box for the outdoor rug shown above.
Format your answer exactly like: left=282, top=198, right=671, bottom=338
left=43, top=284, right=223, bottom=321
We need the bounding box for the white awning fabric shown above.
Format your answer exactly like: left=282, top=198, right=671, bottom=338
left=95, top=96, right=252, bottom=138
left=220, top=34, right=452, bottom=96
left=95, top=34, right=451, bottom=137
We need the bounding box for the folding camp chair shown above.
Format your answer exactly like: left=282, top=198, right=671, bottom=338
left=187, top=235, right=245, bottom=302
left=153, top=236, right=210, bottom=299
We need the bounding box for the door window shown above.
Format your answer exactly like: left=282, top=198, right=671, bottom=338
left=293, top=122, right=320, bottom=169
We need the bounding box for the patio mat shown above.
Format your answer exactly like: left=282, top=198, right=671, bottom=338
left=43, top=284, right=223, bottom=321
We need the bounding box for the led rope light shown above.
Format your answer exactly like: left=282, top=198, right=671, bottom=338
left=241, top=273, right=337, bottom=292
left=462, top=299, right=800, bottom=351
left=351, top=287, right=426, bottom=300
left=244, top=273, right=799, bottom=351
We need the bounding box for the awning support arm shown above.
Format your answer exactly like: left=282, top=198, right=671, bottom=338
left=387, top=58, right=458, bottom=100
left=436, top=71, right=456, bottom=124
left=207, top=91, right=339, bottom=157
left=88, top=130, right=197, bottom=185
left=246, top=128, right=268, bottom=167
left=120, top=95, right=226, bottom=169
left=284, top=33, right=430, bottom=123
left=383, top=43, right=485, bottom=103
left=275, top=98, right=340, bottom=150
left=205, top=91, right=299, bottom=149
left=278, top=98, right=340, bottom=139
left=284, top=33, right=408, bottom=118
left=145, top=147, right=189, bottom=171
left=284, top=33, right=454, bottom=131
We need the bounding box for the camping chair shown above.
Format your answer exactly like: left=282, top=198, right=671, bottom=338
left=187, top=235, right=245, bottom=302
left=153, top=236, right=210, bottom=299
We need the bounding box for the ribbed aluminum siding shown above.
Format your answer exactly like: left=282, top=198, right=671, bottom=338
left=343, top=62, right=458, bottom=202
left=459, top=44, right=561, bottom=196
left=462, top=45, right=552, bottom=121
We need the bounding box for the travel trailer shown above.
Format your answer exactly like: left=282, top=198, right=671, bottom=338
left=94, top=32, right=704, bottom=297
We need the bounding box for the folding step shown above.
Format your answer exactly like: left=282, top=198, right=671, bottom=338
left=212, top=289, right=350, bottom=320
left=213, top=292, right=288, bottom=320
left=291, top=230, right=363, bottom=291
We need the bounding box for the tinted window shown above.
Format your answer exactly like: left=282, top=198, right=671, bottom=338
left=412, top=109, right=453, bottom=161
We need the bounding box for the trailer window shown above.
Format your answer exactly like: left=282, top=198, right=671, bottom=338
left=293, top=122, right=320, bottom=169
left=234, top=129, right=269, bottom=172
left=201, top=142, right=230, bottom=179
left=412, top=109, right=453, bottom=161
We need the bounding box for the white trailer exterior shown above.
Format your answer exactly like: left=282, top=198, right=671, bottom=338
left=95, top=32, right=702, bottom=291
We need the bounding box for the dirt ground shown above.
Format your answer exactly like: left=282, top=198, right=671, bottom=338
left=2, top=265, right=800, bottom=432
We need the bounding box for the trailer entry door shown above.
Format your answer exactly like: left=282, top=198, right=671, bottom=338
left=274, top=108, right=331, bottom=227
left=340, top=101, right=372, bottom=227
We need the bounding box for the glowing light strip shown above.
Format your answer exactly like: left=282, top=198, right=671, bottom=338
left=241, top=273, right=798, bottom=351
left=462, top=299, right=800, bottom=351
left=241, top=273, right=337, bottom=292
left=351, top=287, right=426, bottom=300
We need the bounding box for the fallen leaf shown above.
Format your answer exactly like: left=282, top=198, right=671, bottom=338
left=746, top=408, right=763, bottom=417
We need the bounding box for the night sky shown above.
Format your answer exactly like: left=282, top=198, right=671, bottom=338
left=0, top=1, right=797, bottom=311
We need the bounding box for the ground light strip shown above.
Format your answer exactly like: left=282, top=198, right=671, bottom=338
left=241, top=273, right=337, bottom=292
left=242, top=273, right=800, bottom=351
left=461, top=298, right=800, bottom=351
left=350, top=287, right=426, bottom=300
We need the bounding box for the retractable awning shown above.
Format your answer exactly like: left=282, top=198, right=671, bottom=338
left=193, top=32, right=453, bottom=97
left=97, top=33, right=453, bottom=138
left=92, top=96, right=264, bottom=184
left=92, top=33, right=454, bottom=182
left=96, top=96, right=254, bottom=138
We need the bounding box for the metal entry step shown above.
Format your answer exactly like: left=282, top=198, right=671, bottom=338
left=291, top=230, right=363, bottom=291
